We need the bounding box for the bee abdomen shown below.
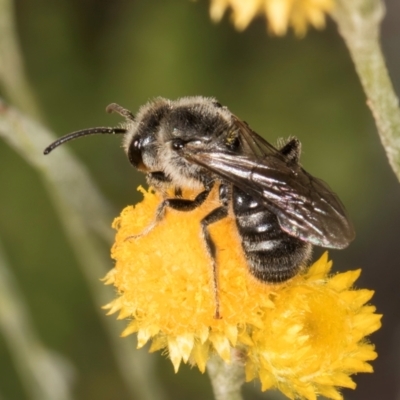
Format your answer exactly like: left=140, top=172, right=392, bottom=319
left=242, top=234, right=311, bottom=282
left=232, top=186, right=312, bottom=283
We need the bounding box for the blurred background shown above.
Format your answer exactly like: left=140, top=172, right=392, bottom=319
left=0, top=0, right=399, bottom=399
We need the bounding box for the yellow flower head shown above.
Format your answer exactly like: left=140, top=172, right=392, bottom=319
left=104, top=187, right=381, bottom=400
left=209, top=0, right=335, bottom=36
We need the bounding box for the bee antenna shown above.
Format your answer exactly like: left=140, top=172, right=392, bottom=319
left=106, top=103, right=135, bottom=121
left=43, top=127, right=127, bottom=155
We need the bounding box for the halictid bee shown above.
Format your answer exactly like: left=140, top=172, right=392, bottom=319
left=44, top=97, right=355, bottom=318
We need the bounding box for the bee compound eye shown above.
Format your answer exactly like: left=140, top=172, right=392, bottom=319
left=128, top=138, right=144, bottom=168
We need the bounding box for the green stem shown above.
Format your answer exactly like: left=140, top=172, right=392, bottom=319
left=0, top=240, right=74, bottom=400
left=0, top=1, right=167, bottom=397
left=331, top=0, right=400, bottom=181
left=0, top=0, right=42, bottom=119
left=207, top=352, right=245, bottom=400
left=0, top=100, right=167, bottom=400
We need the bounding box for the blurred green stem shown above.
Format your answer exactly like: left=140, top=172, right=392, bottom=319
left=332, top=0, right=400, bottom=181
left=0, top=99, right=167, bottom=400
left=0, top=240, right=74, bottom=400
left=0, top=1, right=166, bottom=397
left=207, top=354, right=245, bottom=400
left=0, top=0, right=42, bottom=119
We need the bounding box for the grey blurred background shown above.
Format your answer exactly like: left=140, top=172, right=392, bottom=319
left=0, top=0, right=399, bottom=399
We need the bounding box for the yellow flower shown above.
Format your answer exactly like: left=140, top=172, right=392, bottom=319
left=209, top=0, right=335, bottom=36
left=245, top=256, right=381, bottom=399
left=104, top=187, right=381, bottom=399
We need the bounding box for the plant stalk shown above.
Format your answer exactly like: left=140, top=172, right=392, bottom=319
left=207, top=353, right=245, bottom=400
left=332, top=0, right=400, bottom=181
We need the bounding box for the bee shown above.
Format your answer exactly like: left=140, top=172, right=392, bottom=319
left=44, top=97, right=355, bottom=318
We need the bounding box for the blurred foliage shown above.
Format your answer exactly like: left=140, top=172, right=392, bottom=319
left=0, top=0, right=399, bottom=399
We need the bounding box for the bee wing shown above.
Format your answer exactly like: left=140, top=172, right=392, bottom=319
left=184, top=119, right=355, bottom=249
left=231, top=116, right=284, bottom=159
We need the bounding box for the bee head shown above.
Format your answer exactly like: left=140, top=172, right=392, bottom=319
left=121, top=97, right=237, bottom=189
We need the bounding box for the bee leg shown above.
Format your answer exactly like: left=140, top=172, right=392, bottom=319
left=125, top=186, right=213, bottom=241
left=200, top=206, right=229, bottom=319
